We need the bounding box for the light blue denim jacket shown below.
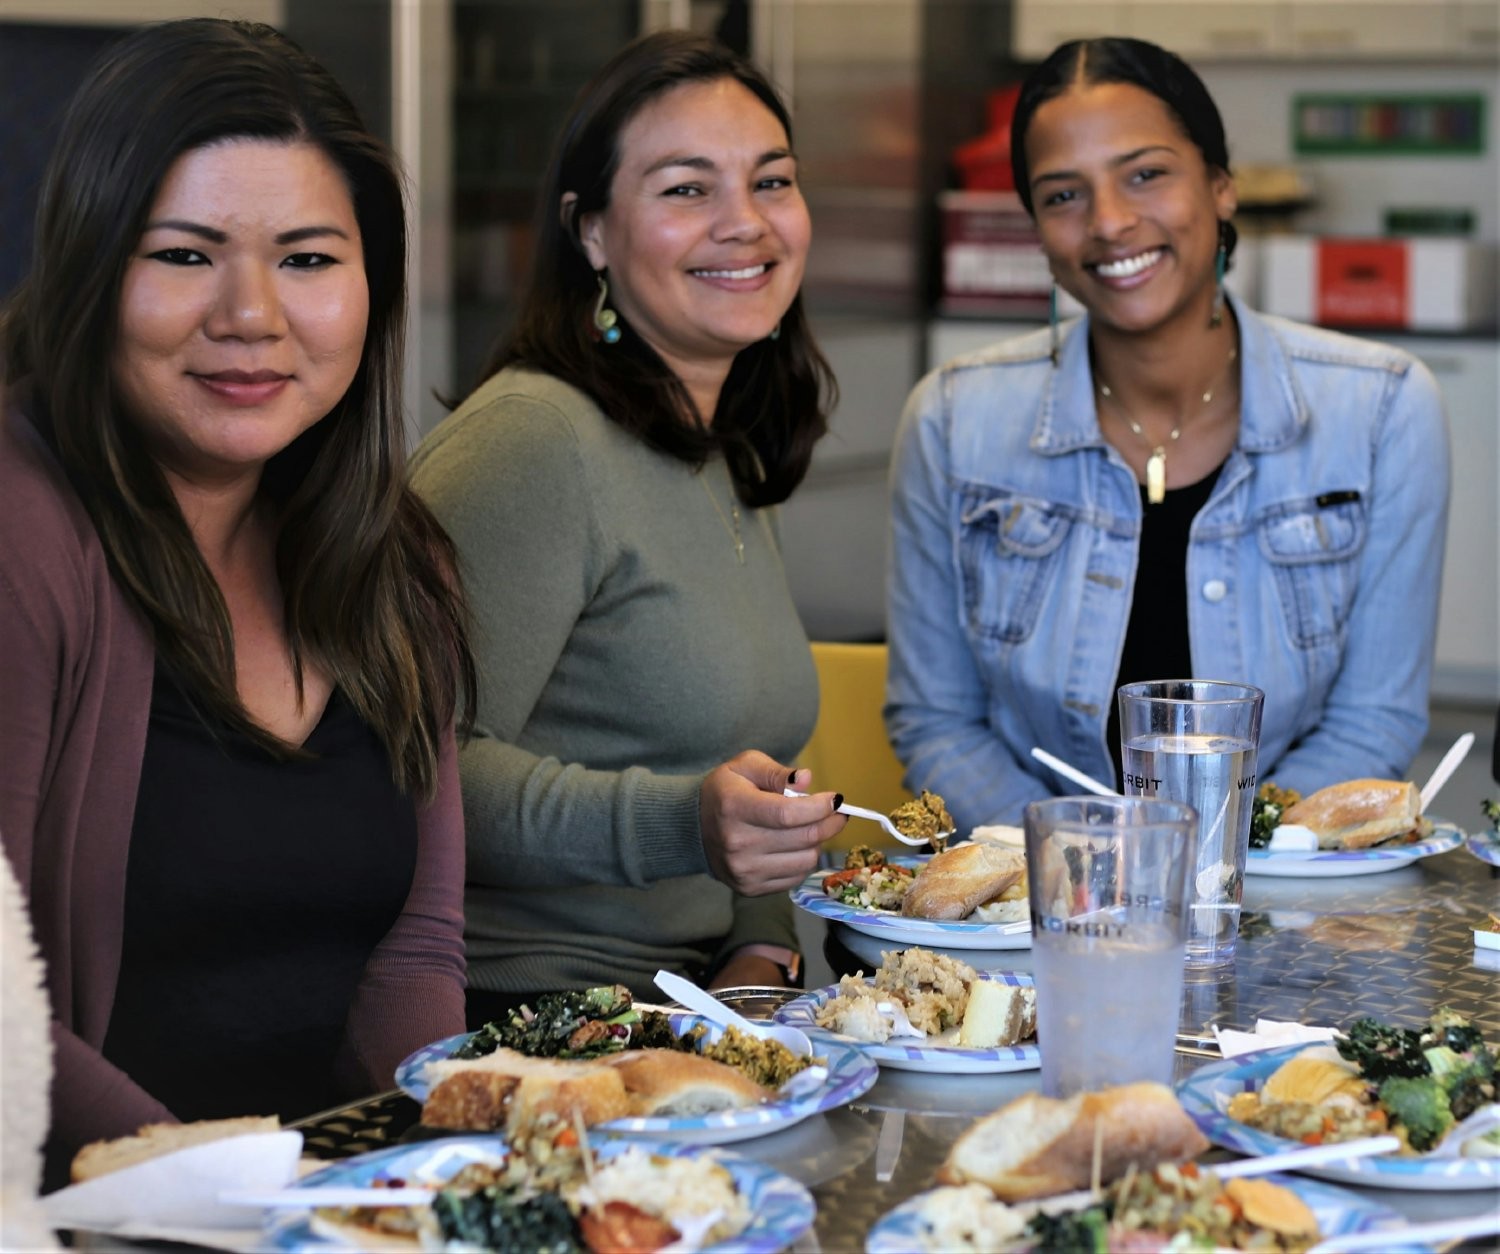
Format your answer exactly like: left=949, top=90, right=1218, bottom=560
left=886, top=295, right=1450, bottom=829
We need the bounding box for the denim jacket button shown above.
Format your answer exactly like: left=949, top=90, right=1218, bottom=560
left=1202, top=579, right=1228, bottom=603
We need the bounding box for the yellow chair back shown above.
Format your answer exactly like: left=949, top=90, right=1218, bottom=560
left=799, top=642, right=913, bottom=855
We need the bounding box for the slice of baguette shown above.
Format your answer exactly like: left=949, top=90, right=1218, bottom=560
left=937, top=1082, right=1209, bottom=1201
left=602, top=1048, right=770, bottom=1117
left=71, top=1115, right=281, bottom=1183
left=507, top=1069, right=632, bottom=1133
left=422, top=1048, right=630, bottom=1132
left=1281, top=779, right=1422, bottom=850
left=902, top=842, right=1026, bottom=921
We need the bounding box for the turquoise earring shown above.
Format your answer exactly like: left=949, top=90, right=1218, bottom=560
left=593, top=272, right=621, bottom=344
left=1209, top=230, right=1228, bottom=329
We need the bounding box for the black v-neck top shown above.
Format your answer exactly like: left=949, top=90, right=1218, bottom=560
left=1106, top=464, right=1224, bottom=785
left=103, top=661, right=418, bottom=1123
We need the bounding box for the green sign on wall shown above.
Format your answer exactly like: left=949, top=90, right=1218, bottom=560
left=1293, top=95, right=1485, bottom=156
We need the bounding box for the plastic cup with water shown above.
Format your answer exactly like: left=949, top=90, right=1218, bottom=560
left=1117, top=679, right=1265, bottom=971
left=1024, top=795, right=1198, bottom=1098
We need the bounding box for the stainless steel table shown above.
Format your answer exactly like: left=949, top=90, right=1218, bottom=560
left=294, top=847, right=1499, bottom=1250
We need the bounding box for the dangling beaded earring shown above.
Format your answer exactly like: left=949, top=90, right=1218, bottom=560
left=1208, top=223, right=1228, bottom=329
left=1048, top=282, right=1060, bottom=367
left=593, top=272, right=621, bottom=344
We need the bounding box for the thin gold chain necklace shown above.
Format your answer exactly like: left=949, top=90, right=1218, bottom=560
left=1095, top=344, right=1238, bottom=505
left=698, top=462, right=745, bottom=564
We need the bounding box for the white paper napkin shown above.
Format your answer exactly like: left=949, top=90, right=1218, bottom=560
left=1213, top=1018, right=1340, bottom=1059
left=970, top=824, right=1025, bottom=849
left=41, top=1130, right=302, bottom=1248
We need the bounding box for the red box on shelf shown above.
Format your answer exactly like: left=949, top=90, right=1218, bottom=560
left=1316, top=240, right=1408, bottom=327
left=1262, top=235, right=1497, bottom=332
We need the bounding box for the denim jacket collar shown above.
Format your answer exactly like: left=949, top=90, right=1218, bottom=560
left=1032, top=291, right=1308, bottom=458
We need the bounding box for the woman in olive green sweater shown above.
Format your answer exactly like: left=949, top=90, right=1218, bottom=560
left=412, top=31, right=846, bottom=1020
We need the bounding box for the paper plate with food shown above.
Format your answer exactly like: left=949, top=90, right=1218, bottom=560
left=774, top=948, right=1039, bottom=1074
left=1466, top=801, right=1500, bottom=866
left=866, top=1080, right=1422, bottom=1253
left=790, top=840, right=1032, bottom=949
left=395, top=987, right=876, bottom=1147
left=1245, top=780, right=1462, bottom=877
left=1178, top=1009, right=1500, bottom=1191
left=265, top=1133, right=814, bottom=1253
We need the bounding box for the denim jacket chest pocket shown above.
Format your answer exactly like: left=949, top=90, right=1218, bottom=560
left=1256, top=495, right=1368, bottom=648
left=958, top=490, right=1072, bottom=644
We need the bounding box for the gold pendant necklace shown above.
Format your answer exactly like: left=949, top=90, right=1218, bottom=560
left=698, top=463, right=745, bottom=564
left=1096, top=345, right=1238, bottom=505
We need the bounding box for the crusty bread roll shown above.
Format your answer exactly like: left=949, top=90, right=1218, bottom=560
left=71, top=1115, right=281, bottom=1183
left=422, top=1048, right=630, bottom=1131
left=1281, top=778, right=1422, bottom=850
left=937, top=1082, right=1209, bottom=1201
left=902, top=842, right=1026, bottom=921
left=602, top=1049, right=770, bottom=1116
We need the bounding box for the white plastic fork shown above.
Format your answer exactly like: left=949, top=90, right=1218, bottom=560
left=1029, top=747, right=1120, bottom=797
left=1428, top=1101, right=1500, bottom=1157
left=784, top=788, right=952, bottom=848
left=1307, top=1213, right=1500, bottom=1254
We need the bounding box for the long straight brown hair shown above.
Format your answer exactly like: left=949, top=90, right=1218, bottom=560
left=1, top=18, right=474, bottom=799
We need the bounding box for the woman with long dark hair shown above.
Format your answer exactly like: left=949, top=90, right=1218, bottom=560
left=886, top=37, right=1448, bottom=831
left=0, top=18, right=475, bottom=1174
left=412, top=29, right=845, bottom=1019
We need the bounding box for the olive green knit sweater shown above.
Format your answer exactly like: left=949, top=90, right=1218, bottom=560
left=411, top=368, right=815, bottom=999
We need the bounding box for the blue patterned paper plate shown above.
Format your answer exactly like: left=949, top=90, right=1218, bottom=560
left=774, top=972, right=1040, bottom=1074
left=265, top=1135, right=815, bottom=1252
left=789, top=860, right=1031, bottom=950
left=1245, top=821, right=1462, bottom=878
left=1178, top=1042, right=1500, bottom=1191
left=1464, top=825, right=1500, bottom=867
left=866, top=1172, right=1430, bottom=1252
left=395, top=1014, right=877, bottom=1146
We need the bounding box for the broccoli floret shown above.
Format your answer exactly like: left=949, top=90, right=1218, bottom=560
left=1483, top=799, right=1500, bottom=832
left=1421, top=1007, right=1486, bottom=1054
left=1338, top=1017, right=1430, bottom=1080
left=1378, top=1076, right=1455, bottom=1152
left=1427, top=1043, right=1498, bottom=1120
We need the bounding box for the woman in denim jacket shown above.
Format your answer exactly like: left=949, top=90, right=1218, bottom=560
left=887, top=38, right=1449, bottom=830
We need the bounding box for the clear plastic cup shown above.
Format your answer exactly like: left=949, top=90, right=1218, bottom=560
left=1117, top=679, right=1265, bottom=970
left=1024, top=795, right=1198, bottom=1098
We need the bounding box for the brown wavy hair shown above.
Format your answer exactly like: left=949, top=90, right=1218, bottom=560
left=478, top=29, right=836, bottom=509
left=1, top=18, right=474, bottom=798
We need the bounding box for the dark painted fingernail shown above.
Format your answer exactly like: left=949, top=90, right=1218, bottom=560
left=832, top=793, right=844, bottom=811
left=787, top=770, right=800, bottom=790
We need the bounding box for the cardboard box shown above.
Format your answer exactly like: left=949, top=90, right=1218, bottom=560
left=1259, top=235, right=1497, bottom=332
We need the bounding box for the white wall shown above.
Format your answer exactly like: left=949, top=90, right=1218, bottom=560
left=1201, top=62, right=1500, bottom=239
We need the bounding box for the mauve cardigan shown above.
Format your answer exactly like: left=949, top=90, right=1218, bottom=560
left=0, top=398, right=467, bottom=1170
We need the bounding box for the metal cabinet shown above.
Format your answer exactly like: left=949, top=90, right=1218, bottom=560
left=1379, top=337, right=1500, bottom=704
